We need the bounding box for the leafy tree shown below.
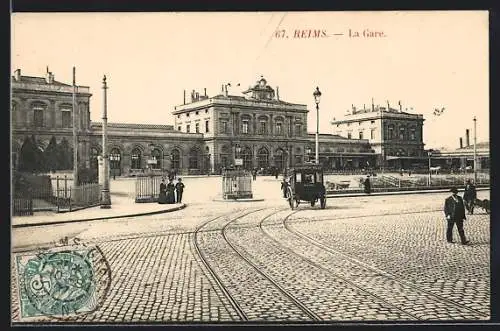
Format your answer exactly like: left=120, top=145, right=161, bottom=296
left=57, top=138, right=73, bottom=170
left=44, top=136, right=58, bottom=172
left=18, top=136, right=45, bottom=172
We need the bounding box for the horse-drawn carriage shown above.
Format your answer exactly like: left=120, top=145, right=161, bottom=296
left=283, top=164, right=327, bottom=210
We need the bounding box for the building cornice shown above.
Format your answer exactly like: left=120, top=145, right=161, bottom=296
left=173, top=96, right=308, bottom=115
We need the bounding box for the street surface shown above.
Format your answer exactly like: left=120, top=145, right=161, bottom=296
left=11, top=176, right=490, bottom=322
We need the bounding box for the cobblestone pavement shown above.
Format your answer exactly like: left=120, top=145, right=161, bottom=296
left=11, top=183, right=490, bottom=323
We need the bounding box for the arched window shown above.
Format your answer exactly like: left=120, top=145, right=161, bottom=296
left=90, top=147, right=100, bottom=169
left=258, top=148, right=269, bottom=169
left=151, top=148, right=161, bottom=169
left=171, top=149, right=180, bottom=170
left=189, top=148, right=199, bottom=169
left=110, top=148, right=121, bottom=176
left=274, top=148, right=286, bottom=172
left=131, top=148, right=142, bottom=169
left=241, top=147, right=252, bottom=170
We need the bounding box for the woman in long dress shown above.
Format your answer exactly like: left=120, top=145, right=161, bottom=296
left=158, top=179, right=168, bottom=204
left=166, top=179, right=176, bottom=204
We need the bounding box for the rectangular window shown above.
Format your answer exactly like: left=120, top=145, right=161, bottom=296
left=34, top=108, right=44, bottom=127
left=371, top=128, right=376, bottom=139
left=186, top=124, right=190, bottom=133
left=295, top=124, right=302, bottom=136
left=359, top=131, right=363, bottom=139
left=259, top=121, right=267, bottom=135
left=195, top=111, right=199, bottom=115
left=371, top=120, right=375, bottom=124
left=221, top=121, right=228, bottom=133
left=347, top=132, right=352, bottom=139
left=205, top=120, right=209, bottom=133
left=242, top=120, right=249, bottom=134
left=410, top=129, right=416, bottom=140
left=177, top=126, right=181, bottom=131
left=276, top=122, right=282, bottom=135
left=195, top=123, right=199, bottom=133
left=61, top=110, right=71, bottom=128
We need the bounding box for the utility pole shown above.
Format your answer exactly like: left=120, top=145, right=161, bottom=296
left=72, top=67, right=78, bottom=188
left=100, top=75, right=111, bottom=208
left=473, top=116, right=477, bottom=183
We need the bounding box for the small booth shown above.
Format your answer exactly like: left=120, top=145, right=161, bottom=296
left=222, top=168, right=253, bottom=199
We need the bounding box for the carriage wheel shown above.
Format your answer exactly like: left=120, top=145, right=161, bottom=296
left=320, top=197, right=326, bottom=209
left=286, top=187, right=294, bottom=210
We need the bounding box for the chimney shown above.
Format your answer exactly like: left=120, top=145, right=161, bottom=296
left=224, top=85, right=228, bottom=97
left=204, top=88, right=207, bottom=97
left=183, top=90, right=186, bottom=105
left=465, top=129, right=470, bottom=146
left=276, top=86, right=280, bottom=101
left=45, top=70, right=54, bottom=84
left=459, top=137, right=463, bottom=149
left=14, top=69, right=21, bottom=81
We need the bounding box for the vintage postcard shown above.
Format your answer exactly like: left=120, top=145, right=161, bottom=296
left=11, top=11, right=490, bottom=324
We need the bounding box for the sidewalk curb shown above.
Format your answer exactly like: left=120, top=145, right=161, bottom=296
left=326, top=187, right=489, bottom=199
left=12, top=203, right=187, bottom=228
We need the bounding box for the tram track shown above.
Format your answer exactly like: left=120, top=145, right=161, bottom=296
left=193, top=207, right=321, bottom=321
left=278, top=211, right=489, bottom=320
left=221, top=209, right=321, bottom=321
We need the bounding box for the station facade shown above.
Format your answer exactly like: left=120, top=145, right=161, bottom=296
left=12, top=70, right=378, bottom=176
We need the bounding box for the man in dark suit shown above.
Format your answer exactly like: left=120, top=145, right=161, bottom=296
left=444, top=187, right=470, bottom=245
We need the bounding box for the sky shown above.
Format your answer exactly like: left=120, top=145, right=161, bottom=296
left=11, top=11, right=489, bottom=150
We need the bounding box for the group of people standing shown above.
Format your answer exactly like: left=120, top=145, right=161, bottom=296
left=158, top=177, right=185, bottom=204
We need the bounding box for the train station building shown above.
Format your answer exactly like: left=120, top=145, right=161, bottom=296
left=11, top=68, right=487, bottom=176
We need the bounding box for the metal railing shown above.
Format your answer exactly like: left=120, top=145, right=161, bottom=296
left=325, top=173, right=489, bottom=194
left=13, top=174, right=101, bottom=214
left=135, top=175, right=163, bottom=202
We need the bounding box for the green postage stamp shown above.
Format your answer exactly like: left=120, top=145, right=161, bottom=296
left=15, top=246, right=111, bottom=320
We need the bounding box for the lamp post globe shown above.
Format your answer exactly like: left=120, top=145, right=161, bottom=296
left=313, top=87, right=322, bottom=165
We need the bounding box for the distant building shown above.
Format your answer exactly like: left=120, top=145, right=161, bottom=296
left=331, top=103, right=425, bottom=169
left=10, top=69, right=383, bottom=176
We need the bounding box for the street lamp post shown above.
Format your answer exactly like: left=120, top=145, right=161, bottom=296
left=100, top=75, right=111, bottom=208
left=473, top=116, right=477, bottom=183
left=313, top=87, right=322, bottom=165
left=427, top=150, right=433, bottom=187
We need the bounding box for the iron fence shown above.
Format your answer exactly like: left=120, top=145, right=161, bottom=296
left=135, top=175, right=163, bottom=202
left=12, top=173, right=101, bottom=214
left=325, top=173, right=489, bottom=194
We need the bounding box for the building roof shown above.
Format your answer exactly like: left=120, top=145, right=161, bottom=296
left=91, top=122, right=175, bottom=131
left=11, top=75, right=89, bottom=88
left=457, top=142, right=489, bottom=150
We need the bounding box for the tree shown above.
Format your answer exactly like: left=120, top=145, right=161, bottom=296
left=44, top=136, right=58, bottom=172
left=18, top=136, right=45, bottom=173
left=57, top=138, right=73, bottom=170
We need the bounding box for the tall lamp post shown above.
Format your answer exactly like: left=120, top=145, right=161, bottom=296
left=427, top=150, right=433, bottom=187
left=100, top=75, right=111, bottom=208
left=473, top=116, right=477, bottom=183
left=313, top=87, right=322, bottom=164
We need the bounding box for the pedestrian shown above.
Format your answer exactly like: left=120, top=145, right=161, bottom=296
left=281, top=177, right=290, bottom=198
left=166, top=178, right=176, bottom=204
left=252, top=168, right=257, bottom=181
left=158, top=178, right=168, bottom=204
left=363, top=175, right=371, bottom=194
left=175, top=178, right=185, bottom=203
left=463, top=179, right=477, bottom=215
left=275, top=168, right=279, bottom=180
left=444, top=187, right=470, bottom=245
